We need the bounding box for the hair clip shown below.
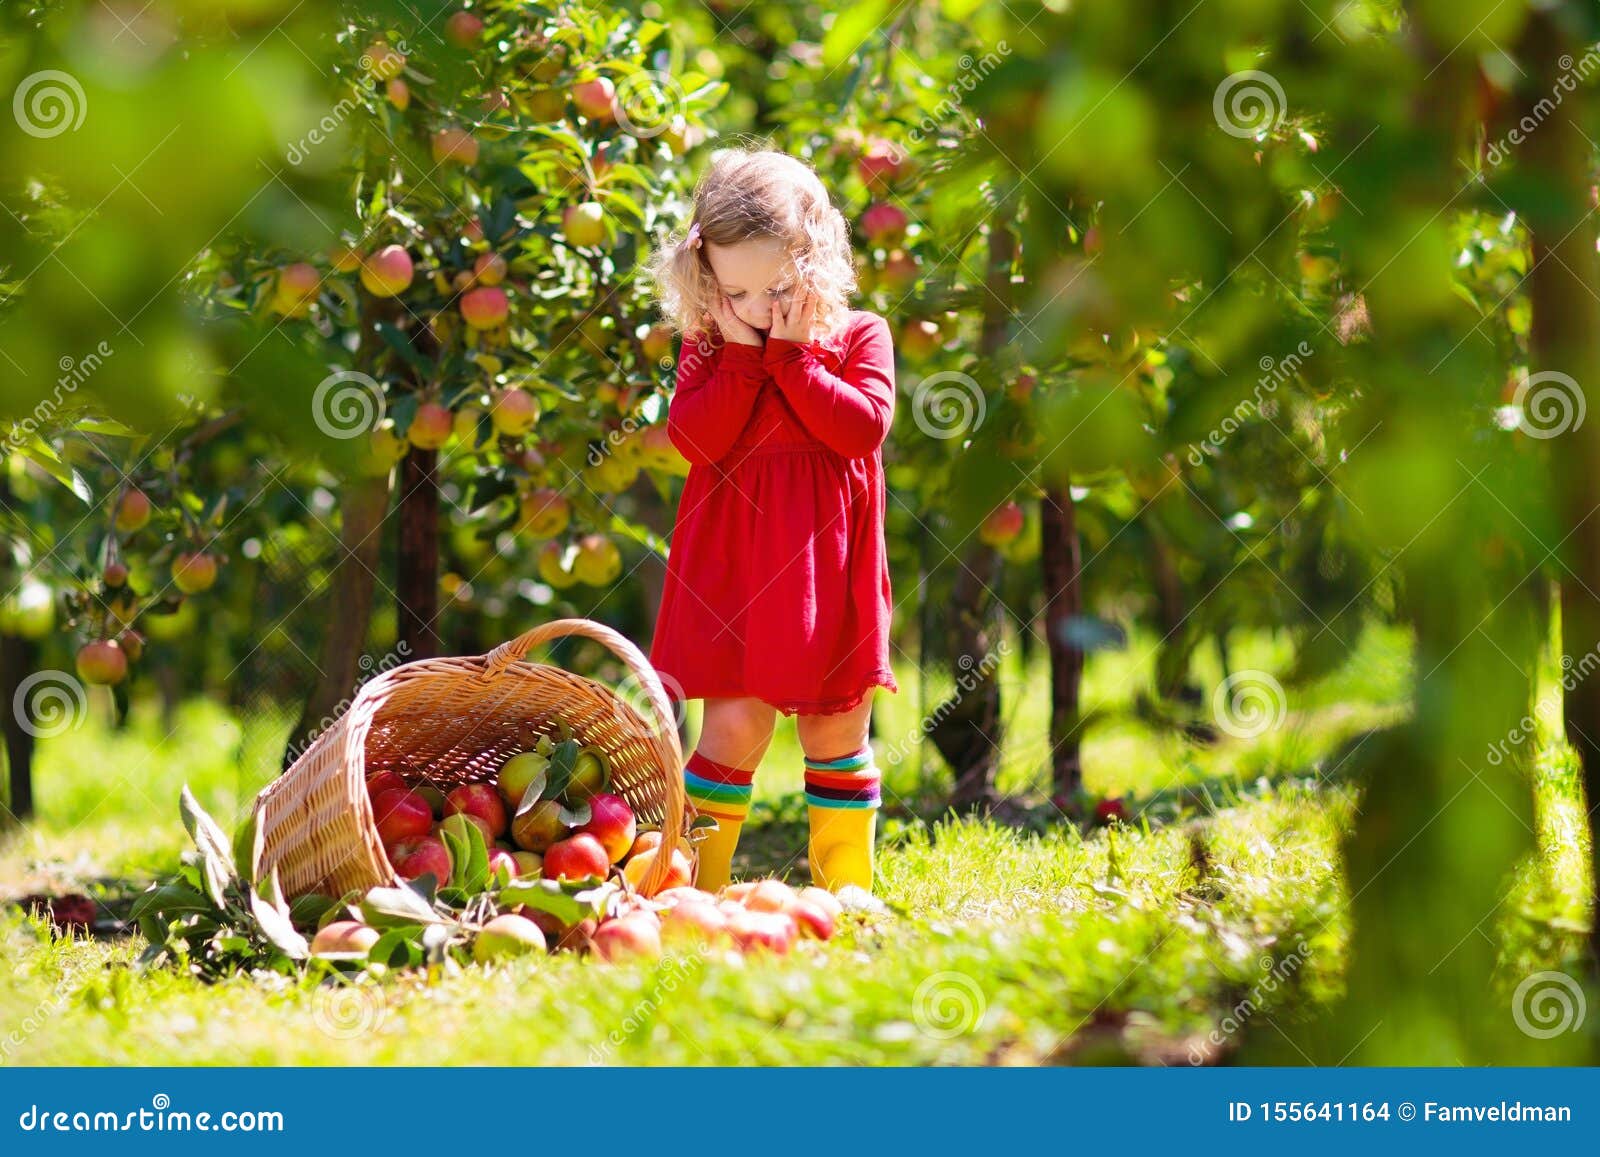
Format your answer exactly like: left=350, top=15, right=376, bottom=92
left=685, top=222, right=703, bottom=250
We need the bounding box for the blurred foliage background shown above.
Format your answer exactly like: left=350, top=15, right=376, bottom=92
left=2, top=0, right=1599, bottom=1063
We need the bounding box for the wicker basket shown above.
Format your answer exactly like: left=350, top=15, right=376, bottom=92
left=248, top=618, right=688, bottom=901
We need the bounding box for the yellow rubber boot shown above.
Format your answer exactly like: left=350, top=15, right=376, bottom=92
left=803, top=748, right=880, bottom=892
left=683, top=751, right=754, bottom=893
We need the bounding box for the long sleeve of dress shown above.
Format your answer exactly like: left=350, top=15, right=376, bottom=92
left=666, top=337, right=768, bottom=466
left=762, top=315, right=896, bottom=458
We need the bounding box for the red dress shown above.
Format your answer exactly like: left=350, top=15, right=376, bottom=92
left=650, top=310, right=899, bottom=716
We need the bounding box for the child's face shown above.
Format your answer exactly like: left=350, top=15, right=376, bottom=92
left=704, top=236, right=797, bottom=332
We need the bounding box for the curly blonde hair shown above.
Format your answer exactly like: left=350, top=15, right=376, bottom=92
left=650, top=147, right=858, bottom=341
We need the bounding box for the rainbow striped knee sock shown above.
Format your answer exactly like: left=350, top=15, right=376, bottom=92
left=803, top=746, right=881, bottom=893
left=684, top=751, right=754, bottom=893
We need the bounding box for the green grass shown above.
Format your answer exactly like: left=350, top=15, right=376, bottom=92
left=0, top=624, right=1589, bottom=1065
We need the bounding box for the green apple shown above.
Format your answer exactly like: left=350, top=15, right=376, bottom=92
left=563, top=748, right=610, bottom=803
left=497, top=751, right=550, bottom=810
left=473, top=913, right=547, bottom=962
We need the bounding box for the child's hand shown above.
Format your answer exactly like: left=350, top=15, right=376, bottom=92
left=715, top=295, right=765, bottom=347
left=769, top=288, right=816, bottom=344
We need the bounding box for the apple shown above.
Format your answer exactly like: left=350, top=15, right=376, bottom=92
left=572, top=533, right=621, bottom=585
left=473, top=913, right=548, bottom=962
left=640, top=323, right=674, bottom=362
left=408, top=402, right=453, bottom=450
left=445, top=9, right=485, bottom=47
left=562, top=201, right=607, bottom=248
left=582, top=793, right=637, bottom=863
left=75, top=640, right=127, bottom=685
left=172, top=552, right=219, bottom=594
left=571, top=76, right=616, bottom=121
left=509, top=850, right=543, bottom=877
left=511, top=798, right=569, bottom=853
left=860, top=202, right=908, bottom=244
left=537, top=541, right=578, bottom=589
left=564, top=749, right=608, bottom=803
left=491, top=388, right=539, bottom=435
left=1095, top=797, right=1130, bottom=825
left=628, top=830, right=663, bottom=859
left=899, top=318, right=941, bottom=361
left=1083, top=225, right=1103, bottom=256
left=791, top=898, right=836, bottom=940
left=366, top=770, right=407, bottom=799
left=438, top=811, right=497, bottom=847
left=473, top=252, right=508, bottom=286
left=523, top=88, right=567, bottom=122
left=310, top=921, right=380, bottom=957
left=660, top=899, right=728, bottom=944
left=543, top=832, right=611, bottom=881
left=415, top=784, right=447, bottom=817
left=799, top=886, right=843, bottom=921
left=486, top=847, right=520, bottom=880
left=373, top=789, right=434, bottom=847
left=391, top=836, right=453, bottom=885
left=555, top=916, right=598, bottom=954
left=592, top=913, right=662, bottom=962
left=114, top=488, right=151, bottom=533
left=360, top=245, right=414, bottom=297
left=431, top=126, right=479, bottom=166
left=857, top=139, right=908, bottom=191
left=497, top=751, right=550, bottom=809
left=518, top=488, right=570, bottom=537
left=369, top=423, right=408, bottom=468
left=742, top=878, right=798, bottom=915
left=329, top=245, right=363, bottom=273
left=363, top=40, right=406, bottom=79
left=386, top=77, right=410, bottom=111
left=102, top=561, right=128, bottom=588
left=880, top=249, right=919, bottom=292
left=728, top=909, right=797, bottom=955
left=621, top=847, right=694, bottom=891
left=272, top=262, right=320, bottom=316
left=979, top=501, right=1025, bottom=547
left=460, top=286, right=508, bottom=329
left=116, top=629, right=144, bottom=663
left=446, top=783, right=508, bottom=838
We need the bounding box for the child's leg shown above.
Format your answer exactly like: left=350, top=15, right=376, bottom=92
left=686, top=696, right=775, bottom=892
left=795, top=698, right=879, bottom=892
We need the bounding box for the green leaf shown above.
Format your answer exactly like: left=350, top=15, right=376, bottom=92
left=248, top=880, right=308, bottom=960
left=543, top=737, right=581, bottom=800
left=19, top=437, right=91, bottom=503
left=440, top=818, right=490, bottom=895
left=129, top=882, right=213, bottom=921
left=369, top=927, right=425, bottom=967
left=499, top=878, right=586, bottom=926
left=361, top=884, right=446, bottom=927
left=376, top=323, right=432, bottom=376
left=515, top=766, right=549, bottom=817
left=822, top=0, right=890, bottom=68
left=557, top=799, right=592, bottom=827
left=180, top=784, right=237, bottom=909
left=231, top=811, right=260, bottom=885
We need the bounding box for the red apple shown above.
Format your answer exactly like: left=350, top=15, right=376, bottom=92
left=792, top=898, right=836, bottom=940
left=460, top=286, right=509, bottom=330
left=543, top=832, right=611, bottom=881
left=861, top=202, right=908, bottom=244
left=473, top=252, right=507, bottom=286
left=310, top=920, right=380, bottom=956
left=172, top=552, right=219, bottom=594
left=571, top=76, right=616, bottom=121
left=486, top=847, right=520, bottom=880
left=408, top=402, right=453, bottom=450
left=445, top=10, right=484, bottom=47
left=116, top=629, right=144, bottom=663
left=113, top=488, right=151, bottom=533
left=1083, top=225, right=1103, bottom=256
left=799, top=886, right=843, bottom=920
left=562, top=201, right=607, bottom=248
left=75, top=640, right=127, bottom=685
left=742, top=878, right=798, bottom=915
left=102, top=561, right=128, bottom=588
left=857, top=139, right=908, bottom=191
left=979, top=501, right=1025, bottom=547
left=491, top=388, right=539, bottom=435
left=272, top=262, right=320, bottom=316
left=329, top=245, right=363, bottom=273
left=581, top=793, right=637, bottom=863
left=518, top=488, right=571, bottom=538
left=592, top=913, right=662, bottom=961
left=390, top=835, right=452, bottom=885
left=728, top=909, right=797, bottom=955
left=360, top=245, right=414, bottom=297
left=660, top=899, right=728, bottom=944
left=1095, top=797, right=1130, bottom=824
left=621, top=846, right=693, bottom=891
left=446, top=783, right=508, bottom=839
left=473, top=913, right=547, bottom=962
left=432, top=126, right=479, bottom=166
left=386, top=77, right=411, bottom=111
left=373, top=789, right=434, bottom=846
left=366, top=770, right=407, bottom=799
left=628, top=830, right=663, bottom=858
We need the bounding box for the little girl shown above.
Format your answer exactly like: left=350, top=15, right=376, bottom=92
left=648, top=148, right=898, bottom=894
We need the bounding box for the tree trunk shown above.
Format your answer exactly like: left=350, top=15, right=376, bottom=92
left=1521, top=8, right=1600, bottom=975
left=396, top=449, right=443, bottom=661
left=1040, top=481, right=1083, bottom=798
left=930, top=548, right=1002, bottom=811
left=0, top=634, right=38, bottom=824
left=283, top=475, right=390, bottom=769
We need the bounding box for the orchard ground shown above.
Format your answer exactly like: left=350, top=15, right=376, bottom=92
left=1, top=625, right=1589, bottom=1065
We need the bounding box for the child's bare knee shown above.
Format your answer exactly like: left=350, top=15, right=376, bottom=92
left=796, top=712, right=869, bottom=759
left=699, top=698, right=775, bottom=766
